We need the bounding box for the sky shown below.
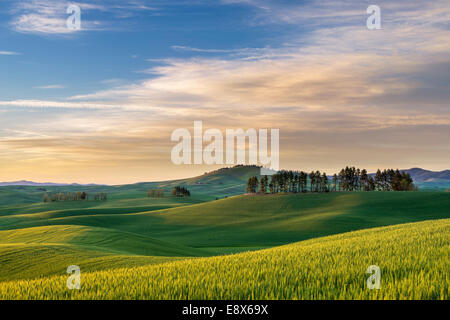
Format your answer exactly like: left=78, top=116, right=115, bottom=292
left=0, top=0, right=449, bottom=184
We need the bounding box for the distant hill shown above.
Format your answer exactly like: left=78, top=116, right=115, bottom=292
left=363, top=168, right=450, bottom=190
left=0, top=180, right=103, bottom=187
left=115, top=165, right=262, bottom=199
left=401, top=168, right=450, bottom=182
left=400, top=168, right=450, bottom=191
left=0, top=166, right=260, bottom=188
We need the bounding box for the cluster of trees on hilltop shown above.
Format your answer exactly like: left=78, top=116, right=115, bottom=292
left=147, top=189, right=165, bottom=198
left=204, top=164, right=261, bottom=176
left=43, top=191, right=107, bottom=202
left=171, top=186, right=191, bottom=197
left=246, top=167, right=416, bottom=194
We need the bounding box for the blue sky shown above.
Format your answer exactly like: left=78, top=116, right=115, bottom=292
left=0, top=0, right=449, bottom=184
left=0, top=0, right=287, bottom=99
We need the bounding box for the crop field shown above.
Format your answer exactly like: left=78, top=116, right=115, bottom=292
left=0, top=219, right=448, bottom=300
left=0, top=168, right=449, bottom=300
left=1, top=191, right=449, bottom=249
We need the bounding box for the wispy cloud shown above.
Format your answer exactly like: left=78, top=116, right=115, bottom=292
left=8, top=0, right=160, bottom=35
left=0, top=99, right=119, bottom=109
left=8, top=0, right=450, bottom=123
left=34, top=84, right=65, bottom=89
left=172, top=45, right=246, bottom=54
left=0, top=51, right=21, bottom=55
left=68, top=23, right=450, bottom=125
left=9, top=0, right=104, bottom=34
left=222, top=0, right=450, bottom=26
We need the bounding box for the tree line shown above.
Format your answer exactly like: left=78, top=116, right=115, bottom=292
left=147, top=189, right=165, bottom=198
left=171, top=186, right=191, bottom=197
left=43, top=191, right=107, bottom=202
left=246, top=167, right=416, bottom=194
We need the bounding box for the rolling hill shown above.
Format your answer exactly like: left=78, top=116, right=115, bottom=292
left=402, top=168, right=450, bottom=190
left=1, top=166, right=449, bottom=300
left=0, top=225, right=207, bottom=256
left=0, top=224, right=205, bottom=282
left=0, top=180, right=103, bottom=187
left=1, top=219, right=447, bottom=299
left=404, top=168, right=450, bottom=182
left=1, top=191, right=449, bottom=253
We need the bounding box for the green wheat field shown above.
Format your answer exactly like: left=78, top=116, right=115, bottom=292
left=0, top=166, right=449, bottom=300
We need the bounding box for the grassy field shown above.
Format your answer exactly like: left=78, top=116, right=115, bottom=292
left=0, top=219, right=448, bottom=299
left=1, top=192, right=449, bottom=250
left=0, top=166, right=449, bottom=299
